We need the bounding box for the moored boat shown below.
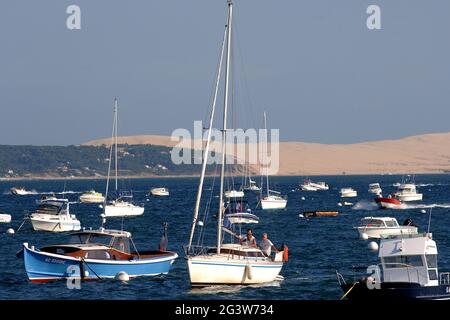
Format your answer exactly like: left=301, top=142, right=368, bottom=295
left=22, top=228, right=178, bottom=282
left=79, top=190, right=105, bottom=203
left=337, top=233, right=450, bottom=300
left=354, top=217, right=418, bottom=239
left=368, top=183, right=382, bottom=195
left=150, top=187, right=170, bottom=196
left=30, top=199, right=81, bottom=232
left=10, top=187, right=32, bottom=195
left=340, top=187, right=357, bottom=198
left=393, top=183, right=423, bottom=202
left=0, top=213, right=11, bottom=223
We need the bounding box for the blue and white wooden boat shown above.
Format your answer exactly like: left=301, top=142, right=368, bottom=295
left=337, top=233, right=450, bottom=300
left=22, top=228, right=178, bottom=282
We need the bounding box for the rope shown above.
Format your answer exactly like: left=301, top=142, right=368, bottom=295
left=80, top=257, right=103, bottom=280
left=339, top=282, right=357, bottom=300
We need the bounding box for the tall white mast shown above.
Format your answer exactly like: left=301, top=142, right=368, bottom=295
left=114, top=98, right=118, bottom=192
left=264, top=111, right=270, bottom=197
left=104, top=98, right=116, bottom=212
left=187, top=25, right=228, bottom=250
left=217, top=0, right=233, bottom=254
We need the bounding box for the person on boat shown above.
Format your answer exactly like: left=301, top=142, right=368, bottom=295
left=240, top=228, right=257, bottom=247
left=259, top=233, right=279, bottom=258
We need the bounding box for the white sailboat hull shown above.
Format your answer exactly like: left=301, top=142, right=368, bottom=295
left=187, top=255, right=283, bottom=286
left=104, top=203, right=144, bottom=217
left=30, top=216, right=81, bottom=232
left=261, top=197, right=287, bottom=210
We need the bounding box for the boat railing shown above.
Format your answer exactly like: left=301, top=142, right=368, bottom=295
left=345, top=263, right=426, bottom=284
left=440, top=272, right=450, bottom=285
left=183, top=245, right=215, bottom=257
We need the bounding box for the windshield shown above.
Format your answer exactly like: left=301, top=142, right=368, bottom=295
left=69, top=233, right=113, bottom=246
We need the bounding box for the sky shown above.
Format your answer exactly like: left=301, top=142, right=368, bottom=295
left=1, top=0, right=450, bottom=145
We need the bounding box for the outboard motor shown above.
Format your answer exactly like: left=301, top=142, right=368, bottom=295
left=403, top=218, right=414, bottom=226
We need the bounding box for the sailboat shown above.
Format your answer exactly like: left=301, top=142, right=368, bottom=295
left=103, top=98, right=144, bottom=217
left=260, top=112, right=287, bottom=210
left=185, top=0, right=285, bottom=286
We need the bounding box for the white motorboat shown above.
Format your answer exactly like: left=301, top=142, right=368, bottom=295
left=10, top=187, right=32, bottom=195
left=185, top=0, right=285, bottom=286
left=300, top=180, right=318, bottom=191
left=102, top=99, right=144, bottom=218
left=0, top=213, right=11, bottom=223
left=79, top=190, right=105, bottom=203
left=393, top=183, right=423, bottom=202
left=310, top=181, right=329, bottom=190
left=36, top=194, right=69, bottom=206
left=30, top=200, right=81, bottom=232
left=354, top=217, right=418, bottom=239
left=150, top=187, right=170, bottom=196
left=337, top=232, right=450, bottom=299
left=368, top=183, right=382, bottom=195
left=224, top=189, right=245, bottom=198
left=340, top=187, right=357, bottom=198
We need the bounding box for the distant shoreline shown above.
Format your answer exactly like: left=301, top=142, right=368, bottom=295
left=0, top=171, right=448, bottom=182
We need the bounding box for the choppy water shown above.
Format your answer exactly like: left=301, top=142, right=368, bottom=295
left=1, top=174, right=450, bottom=300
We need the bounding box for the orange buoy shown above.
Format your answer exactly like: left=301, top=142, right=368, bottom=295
left=282, top=245, right=289, bottom=262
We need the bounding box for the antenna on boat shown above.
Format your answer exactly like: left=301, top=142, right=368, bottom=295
left=427, top=207, right=433, bottom=234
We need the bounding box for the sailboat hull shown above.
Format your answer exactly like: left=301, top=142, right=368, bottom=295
left=261, top=198, right=287, bottom=210
left=187, top=255, right=283, bottom=286
left=104, top=203, right=144, bottom=217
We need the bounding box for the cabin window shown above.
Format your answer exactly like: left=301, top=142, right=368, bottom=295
left=383, top=255, right=424, bottom=268
left=426, top=254, right=437, bottom=268
left=428, top=270, right=438, bottom=280
left=85, top=250, right=111, bottom=260
left=88, top=234, right=113, bottom=246
left=385, top=220, right=398, bottom=227
left=362, top=220, right=384, bottom=227
left=112, top=237, right=130, bottom=253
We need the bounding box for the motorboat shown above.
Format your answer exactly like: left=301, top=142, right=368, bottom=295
left=30, top=199, right=81, bottom=232
left=150, top=187, right=170, bottom=196
left=368, top=183, right=382, bottom=195
left=224, top=189, right=244, bottom=198
left=393, top=183, right=423, bottom=202
left=375, top=194, right=401, bottom=209
left=0, top=213, right=11, bottom=223
left=185, top=0, right=286, bottom=287
left=79, top=190, right=105, bottom=203
left=343, top=202, right=353, bottom=206
left=340, top=188, right=357, bottom=198
left=300, top=180, right=329, bottom=191
left=354, top=217, right=418, bottom=239
left=300, top=180, right=318, bottom=191
left=102, top=99, right=144, bottom=218
left=36, top=194, right=69, bottom=206
left=337, top=233, right=450, bottom=300
left=10, top=187, right=32, bottom=195
left=22, top=228, right=178, bottom=282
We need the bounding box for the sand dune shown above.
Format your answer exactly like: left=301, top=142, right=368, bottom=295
left=83, top=132, right=450, bottom=175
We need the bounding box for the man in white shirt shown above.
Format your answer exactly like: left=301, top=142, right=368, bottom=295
left=259, top=233, right=279, bottom=257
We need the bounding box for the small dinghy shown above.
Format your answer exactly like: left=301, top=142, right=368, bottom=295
left=150, top=187, right=170, bottom=196
left=303, top=211, right=339, bottom=218
left=0, top=213, right=11, bottom=223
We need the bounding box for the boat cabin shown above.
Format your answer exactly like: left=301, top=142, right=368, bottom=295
left=359, top=217, right=400, bottom=228
left=397, top=184, right=417, bottom=194
left=379, top=233, right=439, bottom=286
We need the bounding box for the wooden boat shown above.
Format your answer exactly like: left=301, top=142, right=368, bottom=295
left=303, top=211, right=339, bottom=218
left=22, top=228, right=177, bottom=282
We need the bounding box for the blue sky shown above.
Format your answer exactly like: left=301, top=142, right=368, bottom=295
left=1, top=0, right=450, bottom=145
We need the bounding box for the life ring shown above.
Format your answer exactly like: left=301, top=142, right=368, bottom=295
left=282, top=245, right=289, bottom=262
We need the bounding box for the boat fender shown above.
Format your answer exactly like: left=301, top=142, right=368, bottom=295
left=115, top=271, right=129, bottom=281
left=245, top=265, right=253, bottom=280
left=282, top=245, right=289, bottom=262
left=6, top=228, right=15, bottom=236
